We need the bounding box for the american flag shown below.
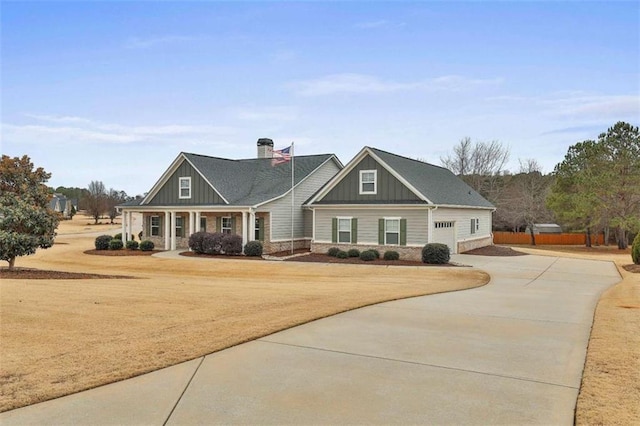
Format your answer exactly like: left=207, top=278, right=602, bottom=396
left=271, top=146, right=292, bottom=166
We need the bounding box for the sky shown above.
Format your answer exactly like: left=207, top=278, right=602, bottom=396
left=2, top=1, right=639, bottom=196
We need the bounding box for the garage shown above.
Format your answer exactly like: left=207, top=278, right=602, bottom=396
left=434, top=221, right=456, bottom=254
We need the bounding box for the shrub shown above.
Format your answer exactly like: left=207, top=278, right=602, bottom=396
left=336, top=250, right=348, bottom=259
left=632, top=232, right=640, bottom=265
left=126, top=240, right=139, bottom=250
left=109, top=239, right=124, bottom=250
left=113, top=233, right=122, bottom=241
left=370, top=249, right=380, bottom=259
left=327, top=247, right=341, bottom=257
left=202, top=232, right=224, bottom=255
left=360, top=250, right=376, bottom=261
left=222, top=234, right=243, bottom=255
left=347, top=248, right=361, bottom=257
left=244, top=241, right=263, bottom=257
left=422, top=243, right=450, bottom=264
left=383, top=250, right=400, bottom=261
left=95, top=235, right=113, bottom=250
left=139, top=240, right=155, bottom=251
left=188, top=231, right=208, bottom=254
left=138, top=231, right=143, bottom=241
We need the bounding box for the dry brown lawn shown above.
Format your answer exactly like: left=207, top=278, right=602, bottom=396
left=514, top=245, right=640, bottom=425
left=0, top=215, right=489, bottom=412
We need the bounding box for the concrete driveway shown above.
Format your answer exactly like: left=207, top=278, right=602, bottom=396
left=0, top=254, right=620, bottom=425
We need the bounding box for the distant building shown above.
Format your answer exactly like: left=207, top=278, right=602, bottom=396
left=525, top=224, right=562, bottom=234
left=49, top=194, right=77, bottom=218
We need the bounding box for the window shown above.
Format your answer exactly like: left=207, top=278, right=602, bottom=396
left=471, top=218, right=479, bottom=234
left=338, top=217, right=352, bottom=243
left=385, top=218, right=400, bottom=245
left=435, top=221, right=454, bottom=229
left=200, top=216, right=207, bottom=232
left=222, top=217, right=232, bottom=234
left=151, top=216, right=161, bottom=236
left=359, top=170, right=377, bottom=195
left=179, top=177, right=191, bottom=199
left=255, top=218, right=261, bottom=241
left=176, top=216, right=184, bottom=237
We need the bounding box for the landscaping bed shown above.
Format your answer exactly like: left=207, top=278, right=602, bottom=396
left=0, top=267, right=133, bottom=280
left=83, top=249, right=161, bottom=256
left=464, top=245, right=528, bottom=256
left=286, top=253, right=458, bottom=266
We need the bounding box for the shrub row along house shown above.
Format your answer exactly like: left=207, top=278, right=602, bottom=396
left=119, top=139, right=494, bottom=260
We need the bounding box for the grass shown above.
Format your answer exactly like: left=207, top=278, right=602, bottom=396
left=0, top=215, right=489, bottom=412
left=511, top=245, right=639, bottom=425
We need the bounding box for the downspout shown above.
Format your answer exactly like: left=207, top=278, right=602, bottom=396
left=428, top=205, right=438, bottom=244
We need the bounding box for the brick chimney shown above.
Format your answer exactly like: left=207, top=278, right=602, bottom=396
left=257, top=138, right=274, bottom=158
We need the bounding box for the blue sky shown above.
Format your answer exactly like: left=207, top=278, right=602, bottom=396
left=2, top=1, right=638, bottom=196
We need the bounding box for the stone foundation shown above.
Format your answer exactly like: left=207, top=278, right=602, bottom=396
left=264, top=239, right=311, bottom=254
left=457, top=235, right=493, bottom=253
left=311, top=242, right=423, bottom=261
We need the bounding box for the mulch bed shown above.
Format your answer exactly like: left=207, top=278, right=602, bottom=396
left=622, top=264, right=640, bottom=274
left=179, top=252, right=263, bottom=260
left=464, top=245, right=528, bottom=256
left=83, top=249, right=162, bottom=256
left=285, top=253, right=457, bottom=267
left=0, top=267, right=134, bottom=280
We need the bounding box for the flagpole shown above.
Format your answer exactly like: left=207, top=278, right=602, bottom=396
left=290, top=142, right=295, bottom=254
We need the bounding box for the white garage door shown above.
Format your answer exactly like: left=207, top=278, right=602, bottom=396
left=433, top=221, right=456, bottom=254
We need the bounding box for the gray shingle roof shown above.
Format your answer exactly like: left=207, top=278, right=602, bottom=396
left=183, top=152, right=336, bottom=206
left=369, top=147, right=494, bottom=208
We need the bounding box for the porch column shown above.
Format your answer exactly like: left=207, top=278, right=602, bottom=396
left=170, top=211, right=177, bottom=251
left=249, top=211, right=256, bottom=242
left=241, top=211, right=248, bottom=247
left=195, top=211, right=201, bottom=232
left=121, top=211, right=126, bottom=244
left=189, top=211, right=195, bottom=236
left=427, top=208, right=434, bottom=243
left=164, top=211, right=171, bottom=250
left=127, top=211, right=133, bottom=242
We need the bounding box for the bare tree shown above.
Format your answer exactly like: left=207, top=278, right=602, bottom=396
left=440, top=138, right=510, bottom=201
left=515, top=159, right=554, bottom=245
left=84, top=181, right=107, bottom=224
left=106, top=189, right=129, bottom=224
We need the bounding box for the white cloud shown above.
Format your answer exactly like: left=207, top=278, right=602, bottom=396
left=123, top=35, right=203, bottom=49
left=288, top=73, right=502, bottom=96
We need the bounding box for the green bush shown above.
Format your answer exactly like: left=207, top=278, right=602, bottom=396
left=383, top=250, right=400, bottom=261
left=370, top=249, right=380, bottom=259
left=139, top=240, right=155, bottom=251
left=347, top=248, right=360, bottom=257
left=113, top=233, right=122, bottom=241
left=336, top=250, right=348, bottom=259
left=632, top=232, right=640, bottom=265
left=327, top=247, right=340, bottom=257
left=360, top=250, right=376, bottom=261
left=126, top=240, right=139, bottom=250
left=109, top=239, right=124, bottom=250
left=422, top=243, right=450, bottom=264
left=244, top=240, right=263, bottom=257
left=95, top=235, right=113, bottom=250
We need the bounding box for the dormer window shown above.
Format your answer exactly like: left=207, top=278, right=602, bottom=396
left=179, top=177, right=191, bottom=199
left=359, top=170, right=377, bottom=195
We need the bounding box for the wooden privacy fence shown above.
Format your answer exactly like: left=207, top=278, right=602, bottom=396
left=493, top=232, right=605, bottom=245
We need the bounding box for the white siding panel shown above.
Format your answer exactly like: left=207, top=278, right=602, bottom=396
left=315, top=208, right=429, bottom=246
left=263, top=159, right=341, bottom=241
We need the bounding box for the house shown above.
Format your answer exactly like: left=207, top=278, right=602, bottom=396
left=48, top=193, right=77, bottom=218
left=305, top=147, right=495, bottom=260
left=118, top=139, right=343, bottom=252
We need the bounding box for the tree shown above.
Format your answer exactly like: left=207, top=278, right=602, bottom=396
left=106, top=189, right=129, bottom=224
left=516, top=159, right=553, bottom=245
left=84, top=181, right=107, bottom=224
left=440, top=137, right=510, bottom=201
left=548, top=122, right=640, bottom=249
left=0, top=155, right=60, bottom=270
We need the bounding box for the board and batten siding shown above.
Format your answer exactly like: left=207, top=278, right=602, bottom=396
left=263, top=159, right=341, bottom=241
left=318, top=154, right=422, bottom=204
left=147, top=159, right=225, bottom=206
left=314, top=208, right=429, bottom=246
left=432, top=208, right=492, bottom=242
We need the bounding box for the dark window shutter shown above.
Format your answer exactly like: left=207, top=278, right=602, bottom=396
left=216, top=217, right=222, bottom=232
left=258, top=217, right=265, bottom=241
left=400, top=218, right=407, bottom=246
left=159, top=216, right=163, bottom=237
left=378, top=219, right=385, bottom=245
left=351, top=218, right=358, bottom=244
left=331, top=218, right=338, bottom=243
left=145, top=216, right=150, bottom=237
left=471, top=219, right=475, bottom=234
left=231, top=217, right=236, bottom=234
